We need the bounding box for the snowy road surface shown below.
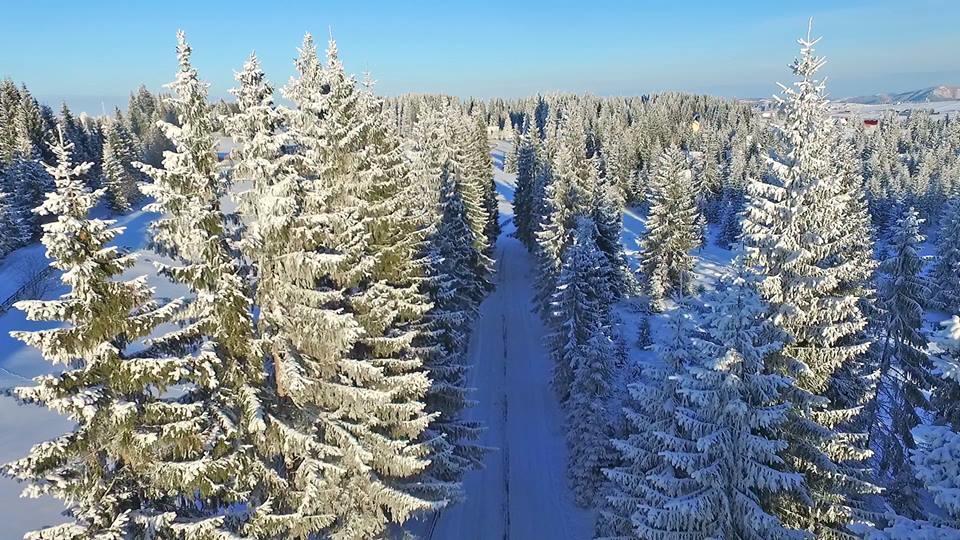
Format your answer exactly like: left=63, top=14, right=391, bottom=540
left=426, top=147, right=593, bottom=539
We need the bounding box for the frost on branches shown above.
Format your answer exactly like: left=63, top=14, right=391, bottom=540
left=863, top=317, right=960, bottom=539
left=547, top=216, right=615, bottom=506
left=4, top=127, right=181, bottom=539
left=742, top=23, right=878, bottom=536
left=640, top=146, right=702, bottom=310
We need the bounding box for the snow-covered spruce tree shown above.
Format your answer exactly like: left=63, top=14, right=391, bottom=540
left=223, top=52, right=347, bottom=537
left=0, top=189, right=25, bottom=255
left=131, top=32, right=272, bottom=538
left=547, top=216, right=614, bottom=504
left=513, top=116, right=539, bottom=248
left=472, top=114, right=501, bottom=253
left=406, top=106, right=487, bottom=501
left=640, top=145, right=701, bottom=311
left=742, top=25, right=878, bottom=536
left=270, top=34, right=438, bottom=536
left=717, top=186, right=746, bottom=250
left=661, top=262, right=809, bottom=540
left=102, top=112, right=143, bottom=213
left=534, top=107, right=591, bottom=314
left=826, top=133, right=880, bottom=417
left=4, top=127, right=181, bottom=539
left=866, top=206, right=933, bottom=517
left=598, top=304, right=709, bottom=539
left=128, top=85, right=175, bottom=169
left=932, top=197, right=960, bottom=314
left=862, top=317, right=960, bottom=539
left=1, top=118, right=54, bottom=241
left=354, top=69, right=456, bottom=510
left=591, top=154, right=635, bottom=301
left=455, top=111, right=498, bottom=265
left=504, top=122, right=520, bottom=174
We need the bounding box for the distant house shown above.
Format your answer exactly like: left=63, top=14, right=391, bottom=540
left=863, top=119, right=879, bottom=126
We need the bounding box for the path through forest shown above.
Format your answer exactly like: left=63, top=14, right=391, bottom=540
left=425, top=147, right=593, bottom=539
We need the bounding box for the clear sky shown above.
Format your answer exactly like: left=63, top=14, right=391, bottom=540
left=2, top=0, right=959, bottom=114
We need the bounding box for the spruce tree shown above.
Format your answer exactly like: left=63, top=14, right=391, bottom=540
left=132, top=32, right=269, bottom=538
left=102, top=113, right=142, bottom=213
left=591, top=154, right=635, bottom=301
left=454, top=111, right=497, bottom=267
left=551, top=216, right=615, bottom=506
left=0, top=189, right=25, bottom=255
left=4, top=127, right=180, bottom=539
left=225, top=49, right=349, bottom=538
left=667, top=264, right=808, bottom=540
left=599, top=306, right=710, bottom=539
left=0, top=155, right=50, bottom=242
left=640, top=145, right=701, bottom=310
left=863, top=317, right=960, bottom=539
left=933, top=198, right=960, bottom=314
left=535, top=107, right=591, bottom=313
left=265, top=34, right=438, bottom=537
left=867, top=206, right=933, bottom=517
left=408, top=106, right=487, bottom=500
left=513, top=116, right=539, bottom=248
left=741, top=24, right=878, bottom=536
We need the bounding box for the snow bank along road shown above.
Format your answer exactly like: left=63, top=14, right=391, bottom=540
left=427, top=149, right=593, bottom=539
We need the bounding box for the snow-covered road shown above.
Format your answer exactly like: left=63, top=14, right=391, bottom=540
left=427, top=148, right=593, bottom=539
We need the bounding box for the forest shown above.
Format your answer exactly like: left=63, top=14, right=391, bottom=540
left=0, top=22, right=959, bottom=540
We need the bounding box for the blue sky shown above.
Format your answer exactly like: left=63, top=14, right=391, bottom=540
left=2, top=0, right=959, bottom=113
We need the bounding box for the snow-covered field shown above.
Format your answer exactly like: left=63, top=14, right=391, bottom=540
left=829, top=100, right=960, bottom=119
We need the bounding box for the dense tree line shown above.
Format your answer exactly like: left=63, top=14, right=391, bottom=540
left=507, top=24, right=960, bottom=540
left=3, top=32, right=497, bottom=539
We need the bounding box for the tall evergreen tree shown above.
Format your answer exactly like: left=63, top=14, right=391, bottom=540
left=4, top=127, right=180, bottom=539
left=225, top=49, right=349, bottom=538
left=640, top=145, right=701, bottom=310
left=455, top=111, right=497, bottom=268
left=866, top=206, right=933, bottom=517
left=599, top=306, right=712, bottom=539
left=590, top=154, right=635, bottom=302
left=513, top=116, right=539, bottom=248
left=0, top=154, right=52, bottom=241
left=535, top=107, right=591, bottom=313
left=550, top=216, right=616, bottom=506
left=932, top=198, right=960, bottom=314
left=265, top=34, right=438, bottom=537
left=0, top=189, right=26, bottom=255
left=742, top=24, right=878, bottom=536
left=655, top=263, right=808, bottom=540
left=408, top=106, right=487, bottom=500
left=102, top=112, right=142, bottom=213
left=133, top=32, right=269, bottom=538
left=864, top=317, right=960, bottom=538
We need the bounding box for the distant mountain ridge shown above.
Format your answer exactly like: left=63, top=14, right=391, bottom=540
left=843, top=85, right=960, bottom=104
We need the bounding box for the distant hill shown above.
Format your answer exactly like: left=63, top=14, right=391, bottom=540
left=843, top=85, right=960, bottom=104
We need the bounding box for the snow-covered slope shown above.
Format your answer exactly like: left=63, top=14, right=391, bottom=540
left=844, top=85, right=960, bottom=104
